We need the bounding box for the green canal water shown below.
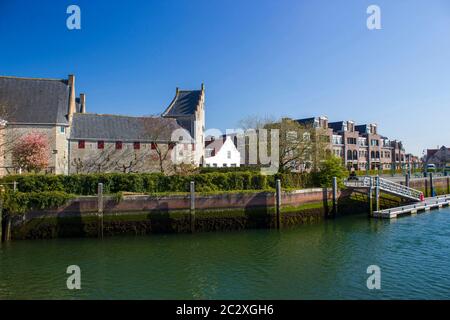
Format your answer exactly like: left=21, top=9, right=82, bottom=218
left=1, top=208, right=450, bottom=300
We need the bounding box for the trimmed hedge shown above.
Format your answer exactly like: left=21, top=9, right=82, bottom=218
left=0, top=172, right=314, bottom=195
left=1, top=191, right=76, bottom=214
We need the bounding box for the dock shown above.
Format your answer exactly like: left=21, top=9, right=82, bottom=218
left=373, top=195, right=450, bottom=219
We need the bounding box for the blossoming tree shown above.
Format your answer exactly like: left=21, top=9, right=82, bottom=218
left=12, top=132, right=49, bottom=173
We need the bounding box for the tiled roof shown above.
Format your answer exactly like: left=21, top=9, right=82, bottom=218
left=295, top=117, right=316, bottom=125
left=163, top=90, right=202, bottom=117
left=0, top=76, right=70, bottom=124
left=328, top=121, right=345, bottom=132
left=355, top=125, right=368, bottom=133
left=70, top=113, right=186, bottom=142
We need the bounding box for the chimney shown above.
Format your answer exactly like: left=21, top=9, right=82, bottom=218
left=201, top=83, right=205, bottom=91
left=79, top=93, right=86, bottom=113
left=67, top=74, right=76, bottom=121
left=176, top=87, right=179, bottom=95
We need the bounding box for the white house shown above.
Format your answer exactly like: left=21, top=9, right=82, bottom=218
left=204, top=136, right=240, bottom=168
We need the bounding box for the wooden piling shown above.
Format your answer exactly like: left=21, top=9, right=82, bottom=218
left=430, top=173, right=435, bottom=197
left=368, top=178, right=373, bottom=216
left=190, top=181, right=195, bottom=233
left=405, top=173, right=410, bottom=188
left=447, top=176, right=450, bottom=195
left=276, top=179, right=282, bottom=229
left=375, top=176, right=380, bottom=212
left=332, top=177, right=338, bottom=217
left=425, top=179, right=429, bottom=198
left=0, top=198, right=3, bottom=242
left=98, top=183, right=104, bottom=239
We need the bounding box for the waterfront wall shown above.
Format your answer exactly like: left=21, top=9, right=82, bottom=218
left=401, top=176, right=450, bottom=195
left=8, top=188, right=354, bottom=240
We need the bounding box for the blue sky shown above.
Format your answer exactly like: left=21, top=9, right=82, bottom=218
left=1, top=0, right=450, bottom=156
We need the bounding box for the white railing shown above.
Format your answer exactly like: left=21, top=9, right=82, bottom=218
left=345, top=176, right=422, bottom=201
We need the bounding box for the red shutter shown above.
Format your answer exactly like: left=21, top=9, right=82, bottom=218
left=98, top=141, right=104, bottom=149
left=78, top=140, right=85, bottom=149
left=151, top=142, right=157, bottom=150
left=134, top=142, right=140, bottom=150
left=116, top=141, right=122, bottom=150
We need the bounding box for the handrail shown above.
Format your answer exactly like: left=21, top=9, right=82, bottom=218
left=344, top=176, right=422, bottom=201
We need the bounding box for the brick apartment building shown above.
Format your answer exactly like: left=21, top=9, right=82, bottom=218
left=295, top=116, right=407, bottom=171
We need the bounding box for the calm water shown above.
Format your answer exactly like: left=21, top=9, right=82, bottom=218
left=1, top=208, right=450, bottom=299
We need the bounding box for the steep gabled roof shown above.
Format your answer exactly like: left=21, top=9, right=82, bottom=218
left=162, top=90, right=202, bottom=117
left=70, top=113, right=187, bottom=142
left=0, top=76, right=70, bottom=124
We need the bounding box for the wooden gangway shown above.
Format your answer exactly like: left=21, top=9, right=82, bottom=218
left=344, top=176, right=423, bottom=201
left=373, top=195, right=450, bottom=219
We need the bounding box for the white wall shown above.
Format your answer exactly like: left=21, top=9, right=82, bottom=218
left=204, top=137, right=240, bottom=168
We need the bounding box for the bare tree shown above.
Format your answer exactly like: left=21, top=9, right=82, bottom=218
left=142, top=116, right=183, bottom=174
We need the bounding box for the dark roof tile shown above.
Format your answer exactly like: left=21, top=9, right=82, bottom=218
left=0, top=76, right=70, bottom=124
left=70, top=113, right=186, bottom=142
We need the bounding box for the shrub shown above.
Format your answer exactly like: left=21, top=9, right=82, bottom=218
left=1, top=191, right=76, bottom=215
left=0, top=171, right=310, bottom=195
left=312, top=156, right=347, bottom=188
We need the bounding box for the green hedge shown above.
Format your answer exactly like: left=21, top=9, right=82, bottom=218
left=1, top=191, right=76, bottom=214
left=0, top=172, right=314, bottom=195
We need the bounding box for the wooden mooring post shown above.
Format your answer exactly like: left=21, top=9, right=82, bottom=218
left=190, top=181, right=195, bottom=233
left=430, top=173, right=435, bottom=197
left=368, top=177, right=374, bottom=216
left=275, top=179, right=282, bottom=229
left=447, top=176, right=450, bottom=194
left=0, top=197, right=3, bottom=242
left=332, top=177, right=338, bottom=217
left=405, top=173, right=410, bottom=188
left=425, top=179, right=429, bottom=198
left=375, top=176, right=380, bottom=212
left=98, top=183, right=104, bottom=239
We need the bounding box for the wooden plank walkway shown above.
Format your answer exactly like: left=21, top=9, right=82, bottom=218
left=373, top=195, right=450, bottom=219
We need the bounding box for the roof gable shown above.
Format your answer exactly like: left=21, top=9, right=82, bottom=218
left=163, top=90, right=202, bottom=117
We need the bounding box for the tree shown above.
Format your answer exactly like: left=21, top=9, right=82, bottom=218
left=12, top=132, right=49, bottom=173
left=142, top=116, right=187, bottom=174
left=265, top=118, right=328, bottom=173
left=313, top=156, right=347, bottom=188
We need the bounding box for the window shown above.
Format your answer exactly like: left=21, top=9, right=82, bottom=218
left=134, top=142, right=140, bottom=150
left=213, top=163, right=217, bottom=167
left=231, top=164, right=237, bottom=167
left=78, top=140, right=85, bottom=149
left=227, top=151, right=231, bottom=159
left=169, top=143, right=175, bottom=150
left=223, top=163, right=228, bottom=167
left=347, top=150, right=353, bottom=160
left=192, top=143, right=195, bottom=151
left=151, top=142, right=157, bottom=150
left=116, top=141, right=122, bottom=150
left=98, top=141, right=104, bottom=149
left=60, top=126, right=65, bottom=134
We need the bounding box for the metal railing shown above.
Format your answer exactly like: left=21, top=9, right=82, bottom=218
left=345, top=176, right=422, bottom=201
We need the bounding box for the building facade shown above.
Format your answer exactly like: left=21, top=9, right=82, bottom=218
left=0, top=74, right=206, bottom=175
left=296, top=117, right=408, bottom=171
left=425, top=146, right=450, bottom=169
left=204, top=136, right=241, bottom=168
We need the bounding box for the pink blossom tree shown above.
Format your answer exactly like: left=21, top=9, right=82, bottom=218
left=12, top=132, right=49, bottom=173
